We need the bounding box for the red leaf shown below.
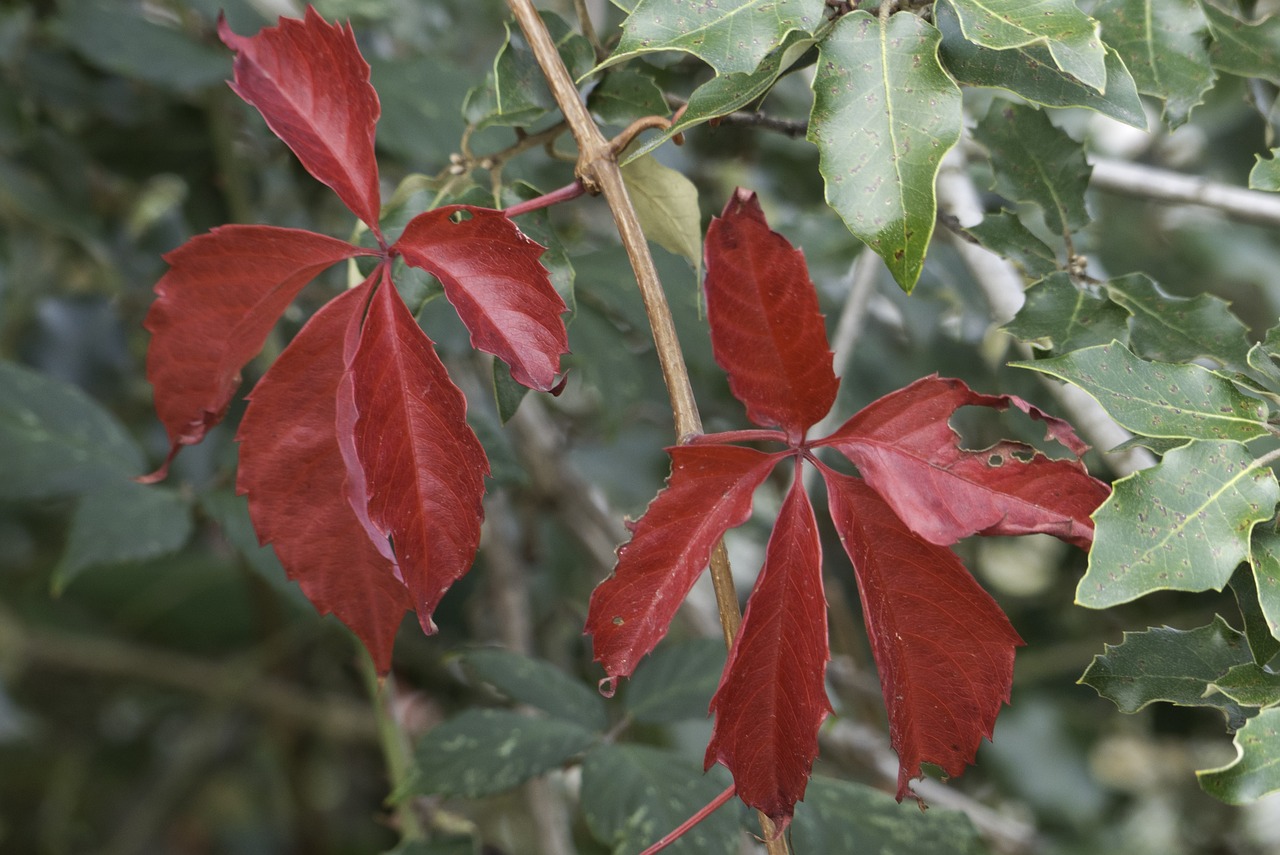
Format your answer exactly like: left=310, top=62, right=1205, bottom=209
left=816, top=375, right=1109, bottom=549
left=824, top=470, right=1023, bottom=800
left=341, top=266, right=489, bottom=633
left=219, top=7, right=383, bottom=236
left=393, top=206, right=568, bottom=391
left=236, top=283, right=410, bottom=672
left=143, top=225, right=365, bottom=478
left=704, top=189, right=838, bottom=440
left=704, top=473, right=831, bottom=829
left=585, top=445, right=782, bottom=680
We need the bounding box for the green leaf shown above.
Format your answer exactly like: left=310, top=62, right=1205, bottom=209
left=581, top=744, right=739, bottom=855
left=1014, top=342, right=1271, bottom=442
left=466, top=14, right=595, bottom=129
left=457, top=648, right=608, bottom=731
left=398, top=709, right=595, bottom=799
left=790, top=776, right=987, bottom=853
left=957, top=211, right=1061, bottom=278
left=0, top=360, right=145, bottom=500
left=1200, top=1, right=1280, bottom=86
left=1089, top=0, right=1214, bottom=127
left=1249, top=529, right=1280, bottom=652
left=620, top=154, right=702, bottom=275
left=588, top=70, right=671, bottom=127
left=1079, top=616, right=1252, bottom=727
left=1250, top=148, right=1280, bottom=192
left=974, top=103, right=1091, bottom=241
left=1002, top=273, right=1132, bottom=353
left=808, top=11, right=963, bottom=292
left=53, top=482, right=193, bottom=594
left=1077, top=440, right=1279, bottom=608
left=1231, top=565, right=1280, bottom=665
left=1208, top=662, right=1280, bottom=708
left=605, top=0, right=824, bottom=76
left=941, top=0, right=1107, bottom=91
left=198, top=489, right=304, bottom=602
left=936, top=2, right=1146, bottom=128
left=624, top=637, right=726, bottom=724
left=1198, top=706, right=1280, bottom=803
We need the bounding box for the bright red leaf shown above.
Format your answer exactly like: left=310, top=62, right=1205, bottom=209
left=704, top=473, right=831, bottom=829
left=393, top=206, right=568, bottom=391
left=703, top=189, right=838, bottom=440
left=143, top=225, right=366, bottom=478
left=219, top=7, right=384, bottom=237
left=236, top=284, right=411, bottom=672
left=824, top=471, right=1023, bottom=800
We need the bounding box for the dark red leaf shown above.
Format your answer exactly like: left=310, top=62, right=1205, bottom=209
left=236, top=283, right=410, bottom=672
left=704, top=473, right=831, bottom=829
left=340, top=266, right=489, bottom=633
left=585, top=445, right=783, bottom=680
left=816, top=375, right=1109, bottom=549
left=703, top=189, right=838, bottom=440
left=824, top=470, right=1023, bottom=800
left=393, top=206, right=568, bottom=391
left=219, top=7, right=383, bottom=236
left=143, top=225, right=365, bottom=478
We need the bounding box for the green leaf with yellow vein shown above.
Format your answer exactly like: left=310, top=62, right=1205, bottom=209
left=1200, top=0, right=1280, bottom=86
left=1250, top=530, right=1280, bottom=650
left=1250, top=148, right=1280, bottom=192
left=974, top=103, right=1091, bottom=241
left=1076, top=440, right=1278, bottom=608
left=1208, top=663, right=1280, bottom=708
left=942, top=0, right=1108, bottom=91
left=1105, top=274, right=1254, bottom=375
left=1090, top=0, right=1214, bottom=127
left=604, top=0, right=824, bottom=76
left=808, top=11, right=962, bottom=292
left=937, top=2, right=1146, bottom=128
left=621, top=153, right=702, bottom=275
left=959, top=211, right=1060, bottom=278
left=1003, top=273, right=1132, bottom=354
left=1014, top=342, right=1271, bottom=442
left=1198, top=706, right=1280, bottom=803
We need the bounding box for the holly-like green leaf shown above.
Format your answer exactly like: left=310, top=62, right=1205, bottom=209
left=588, top=69, right=671, bottom=127
left=624, top=637, right=726, bottom=724
left=1079, top=617, right=1252, bottom=727
left=621, top=153, right=702, bottom=275
left=1105, top=273, right=1254, bottom=374
left=958, top=210, right=1061, bottom=278
left=1198, top=706, right=1280, bottom=803
left=605, top=0, right=824, bottom=76
left=466, top=13, right=595, bottom=129
left=1250, top=530, right=1280, bottom=651
left=941, top=0, right=1107, bottom=91
left=1200, top=1, right=1280, bottom=86
left=457, top=648, right=608, bottom=732
left=1003, top=273, right=1132, bottom=353
left=1250, top=148, right=1280, bottom=192
left=1231, top=565, right=1280, bottom=666
left=1208, top=663, right=1280, bottom=708
left=1090, top=0, right=1214, bottom=127
left=937, top=2, right=1145, bottom=128
left=809, top=11, right=962, bottom=292
left=1015, top=342, right=1271, bottom=442
left=1077, top=440, right=1279, bottom=608
left=974, top=103, right=1091, bottom=241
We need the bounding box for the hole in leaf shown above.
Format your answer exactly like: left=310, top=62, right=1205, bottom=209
left=448, top=209, right=473, bottom=224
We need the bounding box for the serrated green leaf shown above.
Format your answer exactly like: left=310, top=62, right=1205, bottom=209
left=624, top=637, right=726, bottom=723
left=1015, top=342, right=1271, bottom=441
left=942, top=0, right=1107, bottom=91
left=809, top=11, right=962, bottom=292
left=937, top=3, right=1146, bottom=128
left=620, top=154, right=702, bottom=275
left=398, top=709, right=595, bottom=799
left=1198, top=706, right=1280, bottom=803
left=466, top=14, right=594, bottom=130
left=581, top=744, right=739, bottom=855
left=1104, top=273, right=1254, bottom=374
left=457, top=648, right=608, bottom=731
left=588, top=69, right=671, bottom=126
left=1003, top=273, right=1132, bottom=353
left=1077, top=440, right=1279, bottom=608
left=605, top=0, right=824, bottom=76
left=974, top=103, right=1091, bottom=241
left=1208, top=662, right=1280, bottom=708
left=1231, top=565, right=1280, bottom=665
left=1090, top=0, right=1214, bottom=127
left=959, top=210, right=1061, bottom=278
left=1250, top=148, right=1280, bottom=191
left=1250, top=529, right=1280, bottom=651
left=1201, top=0, right=1280, bottom=86
left=790, top=775, right=987, bottom=853
left=1079, top=617, right=1252, bottom=727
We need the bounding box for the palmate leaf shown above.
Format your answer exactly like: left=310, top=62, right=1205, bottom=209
left=1199, top=706, right=1280, bottom=803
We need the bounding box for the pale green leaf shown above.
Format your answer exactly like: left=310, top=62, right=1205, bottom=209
left=809, top=11, right=962, bottom=292
left=1077, top=440, right=1279, bottom=608
left=1003, top=273, right=1132, bottom=353
left=624, top=637, right=725, bottom=724
left=942, top=0, right=1107, bottom=91
left=1249, top=530, right=1280, bottom=652
left=457, top=648, right=608, bottom=732
left=1090, top=0, right=1214, bottom=127
left=621, top=153, right=702, bottom=275
left=588, top=69, right=671, bottom=127
left=1250, top=148, right=1280, bottom=192
left=1200, top=0, right=1280, bottom=86
left=1208, top=662, right=1280, bottom=708
left=1199, top=706, right=1280, bottom=803
left=791, top=776, right=986, bottom=853
left=1014, top=342, right=1271, bottom=442
left=958, top=210, right=1061, bottom=278
left=1105, top=273, right=1254, bottom=374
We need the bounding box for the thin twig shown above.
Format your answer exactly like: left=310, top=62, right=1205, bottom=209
left=1090, top=157, right=1280, bottom=229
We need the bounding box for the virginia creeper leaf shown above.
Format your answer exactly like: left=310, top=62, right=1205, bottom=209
left=825, top=472, right=1023, bottom=800
left=342, top=267, right=489, bottom=634
left=458, top=648, right=608, bottom=731
left=817, top=375, right=1108, bottom=549
left=393, top=206, right=567, bottom=392
left=705, top=476, right=831, bottom=828
left=1105, top=273, right=1254, bottom=374
left=809, top=11, right=962, bottom=292
left=1199, top=706, right=1280, bottom=803
left=703, top=189, right=838, bottom=439
left=1002, top=273, right=1132, bottom=354
left=1078, top=440, right=1279, bottom=608
left=585, top=444, right=782, bottom=680
left=219, top=7, right=384, bottom=235
left=143, top=226, right=365, bottom=476
left=1200, top=0, right=1280, bottom=86
left=237, top=284, right=411, bottom=672
left=1251, top=148, right=1280, bottom=192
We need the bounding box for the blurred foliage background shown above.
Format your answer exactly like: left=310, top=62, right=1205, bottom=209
left=5, top=1, right=1280, bottom=853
